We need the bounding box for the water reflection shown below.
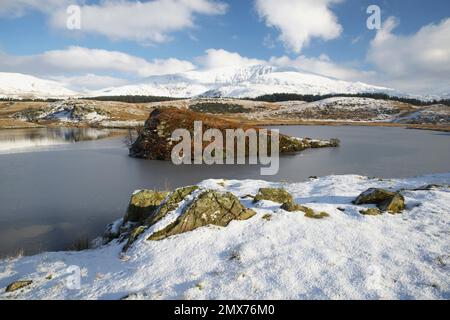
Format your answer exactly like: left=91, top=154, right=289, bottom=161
left=0, top=127, right=113, bottom=154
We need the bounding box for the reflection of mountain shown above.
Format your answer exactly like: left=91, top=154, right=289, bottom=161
left=0, top=128, right=111, bottom=153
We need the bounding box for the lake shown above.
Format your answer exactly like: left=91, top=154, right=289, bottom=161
left=0, top=125, right=449, bottom=257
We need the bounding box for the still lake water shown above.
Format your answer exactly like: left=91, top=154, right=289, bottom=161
left=0, top=125, right=449, bottom=257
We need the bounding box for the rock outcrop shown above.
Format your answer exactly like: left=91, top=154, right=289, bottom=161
left=129, top=108, right=339, bottom=160
left=354, top=188, right=405, bottom=214
left=115, top=186, right=256, bottom=250
left=5, top=280, right=33, bottom=293
left=124, top=190, right=169, bottom=223
left=148, top=191, right=256, bottom=241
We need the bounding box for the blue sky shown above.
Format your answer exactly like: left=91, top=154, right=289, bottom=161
left=0, top=0, right=449, bottom=94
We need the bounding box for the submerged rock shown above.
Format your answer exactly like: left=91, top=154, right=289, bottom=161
left=147, top=191, right=256, bottom=241
left=354, top=188, right=405, bottom=214
left=254, top=188, right=294, bottom=204
left=5, top=280, right=33, bottom=293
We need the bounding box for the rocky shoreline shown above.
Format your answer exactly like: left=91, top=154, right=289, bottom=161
left=1, top=173, right=449, bottom=299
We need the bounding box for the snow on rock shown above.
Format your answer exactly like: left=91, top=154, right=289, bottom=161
left=0, top=174, right=449, bottom=300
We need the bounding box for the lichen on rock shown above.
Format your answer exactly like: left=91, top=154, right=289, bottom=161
left=354, top=188, right=405, bottom=214
left=5, top=280, right=33, bottom=293
left=281, top=202, right=329, bottom=219
left=124, top=190, right=169, bottom=224
left=359, top=208, right=383, bottom=216
left=253, top=188, right=294, bottom=204
left=147, top=190, right=256, bottom=241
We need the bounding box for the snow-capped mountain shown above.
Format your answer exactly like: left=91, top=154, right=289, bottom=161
left=89, top=64, right=396, bottom=99
left=0, top=73, right=77, bottom=99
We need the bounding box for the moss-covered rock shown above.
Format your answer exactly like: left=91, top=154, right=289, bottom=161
left=122, top=226, right=147, bottom=252
left=353, top=188, right=397, bottom=205
left=360, top=208, right=383, bottom=216
left=121, top=186, right=199, bottom=251
left=124, top=190, right=169, bottom=223
left=253, top=188, right=294, bottom=204
left=147, top=191, right=256, bottom=241
left=281, top=202, right=329, bottom=219
left=144, top=186, right=199, bottom=227
left=304, top=211, right=330, bottom=219
left=354, top=188, right=405, bottom=214
left=281, top=202, right=310, bottom=213
left=5, top=280, right=33, bottom=293
left=378, top=194, right=405, bottom=214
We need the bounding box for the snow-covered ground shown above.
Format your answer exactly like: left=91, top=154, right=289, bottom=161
left=1, top=174, right=449, bottom=300
left=263, top=97, right=410, bottom=122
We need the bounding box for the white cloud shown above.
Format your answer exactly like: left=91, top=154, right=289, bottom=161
left=255, top=0, right=343, bottom=53
left=367, top=17, right=450, bottom=94
left=0, top=0, right=227, bottom=44
left=49, top=74, right=130, bottom=91
left=269, top=54, right=375, bottom=81
left=0, top=46, right=195, bottom=78
left=196, top=49, right=264, bottom=69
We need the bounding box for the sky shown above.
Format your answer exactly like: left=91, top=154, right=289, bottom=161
left=0, top=0, right=449, bottom=95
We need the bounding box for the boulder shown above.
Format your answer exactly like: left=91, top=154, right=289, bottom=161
left=354, top=188, right=405, bottom=214
left=147, top=191, right=256, bottom=241
left=353, top=188, right=396, bottom=205
left=122, top=186, right=199, bottom=250
left=5, top=280, right=33, bottom=293
left=253, top=188, right=294, bottom=204
left=144, top=186, right=199, bottom=226
left=124, top=190, right=169, bottom=223
left=378, top=194, right=405, bottom=214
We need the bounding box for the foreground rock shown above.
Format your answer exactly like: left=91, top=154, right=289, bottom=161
left=147, top=191, right=256, bottom=241
left=124, top=190, right=169, bottom=223
left=112, top=186, right=256, bottom=250
left=253, top=188, right=294, bottom=204
left=354, top=188, right=405, bottom=214
left=129, top=108, right=339, bottom=160
left=252, top=187, right=330, bottom=219
left=5, top=280, right=33, bottom=293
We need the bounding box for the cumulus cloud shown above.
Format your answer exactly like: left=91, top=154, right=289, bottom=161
left=255, top=0, right=343, bottom=53
left=0, top=0, right=227, bottom=44
left=367, top=17, right=450, bottom=94
left=49, top=74, right=130, bottom=91
left=196, top=48, right=264, bottom=69
left=0, top=46, right=195, bottom=78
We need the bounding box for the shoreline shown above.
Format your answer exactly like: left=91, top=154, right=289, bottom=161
left=1, top=173, right=449, bottom=299
left=1, top=119, right=449, bottom=132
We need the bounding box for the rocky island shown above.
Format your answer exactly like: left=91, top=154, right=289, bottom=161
left=129, top=107, right=340, bottom=161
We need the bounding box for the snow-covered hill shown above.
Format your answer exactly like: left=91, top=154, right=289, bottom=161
left=0, top=73, right=77, bottom=99
left=89, top=65, right=396, bottom=99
